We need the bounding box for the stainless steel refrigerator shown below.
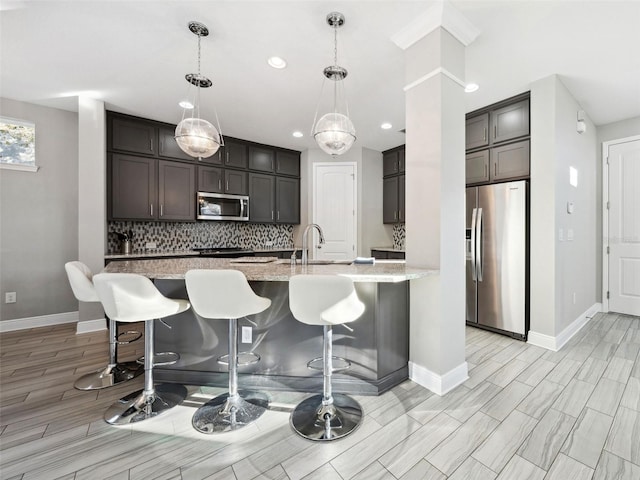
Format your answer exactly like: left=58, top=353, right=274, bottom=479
left=466, top=180, right=528, bottom=339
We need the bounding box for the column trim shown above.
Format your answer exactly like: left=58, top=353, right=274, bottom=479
left=404, top=66, right=466, bottom=92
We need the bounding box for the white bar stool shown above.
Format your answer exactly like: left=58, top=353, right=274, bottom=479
left=64, top=262, right=143, bottom=390
left=185, top=269, right=271, bottom=434
left=93, top=273, right=190, bottom=425
left=288, top=274, right=365, bottom=441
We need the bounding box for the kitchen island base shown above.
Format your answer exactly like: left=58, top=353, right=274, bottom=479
left=153, top=279, right=409, bottom=396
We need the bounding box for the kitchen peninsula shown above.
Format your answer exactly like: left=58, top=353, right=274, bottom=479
left=103, top=257, right=435, bottom=395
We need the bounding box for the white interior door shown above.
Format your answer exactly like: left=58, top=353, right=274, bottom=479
left=607, top=137, right=640, bottom=315
left=312, top=163, right=357, bottom=260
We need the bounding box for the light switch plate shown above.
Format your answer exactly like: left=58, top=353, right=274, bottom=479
left=241, top=326, right=252, bottom=343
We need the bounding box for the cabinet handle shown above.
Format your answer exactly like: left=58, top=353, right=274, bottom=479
left=150, top=204, right=153, bottom=216
left=483, top=127, right=487, bottom=142
left=218, top=179, right=222, bottom=191
left=150, top=139, right=153, bottom=152
left=399, top=210, right=402, bottom=221
left=271, top=160, right=274, bottom=171
left=494, top=125, right=497, bottom=139
left=484, top=163, right=488, bottom=179
left=160, top=204, right=163, bottom=217
left=277, top=211, right=280, bottom=221
left=226, top=180, right=229, bottom=191
left=277, top=160, right=280, bottom=172
left=226, top=151, right=229, bottom=164
left=271, top=211, right=274, bottom=220
left=394, top=211, right=397, bottom=221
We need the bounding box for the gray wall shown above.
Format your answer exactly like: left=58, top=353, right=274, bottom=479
left=0, top=98, right=78, bottom=321
left=595, top=116, right=640, bottom=300
left=530, top=75, right=598, bottom=337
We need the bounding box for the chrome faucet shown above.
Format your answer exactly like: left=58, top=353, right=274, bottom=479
left=301, top=223, right=325, bottom=266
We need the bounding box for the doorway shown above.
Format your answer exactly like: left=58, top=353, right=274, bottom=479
left=312, top=162, right=357, bottom=260
left=603, top=135, right=640, bottom=315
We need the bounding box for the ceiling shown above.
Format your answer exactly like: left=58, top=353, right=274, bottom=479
left=1, top=1, right=639, bottom=153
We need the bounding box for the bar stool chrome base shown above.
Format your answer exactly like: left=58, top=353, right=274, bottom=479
left=290, top=393, right=363, bottom=441
left=74, top=361, right=143, bottom=390
left=192, top=390, right=268, bottom=434
left=104, top=383, right=187, bottom=425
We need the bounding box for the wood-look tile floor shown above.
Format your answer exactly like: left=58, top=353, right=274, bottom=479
left=1, top=312, right=639, bottom=480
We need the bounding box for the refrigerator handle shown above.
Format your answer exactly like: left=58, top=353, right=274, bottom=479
left=476, top=207, right=483, bottom=281
left=470, top=208, right=477, bottom=281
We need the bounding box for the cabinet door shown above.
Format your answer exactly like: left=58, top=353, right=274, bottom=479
left=466, top=150, right=490, bottom=185
left=276, top=177, right=300, bottom=224
left=110, top=117, right=156, bottom=156
left=110, top=154, right=156, bottom=220
left=398, top=148, right=406, bottom=173
left=195, top=146, right=224, bottom=165
left=388, top=251, right=406, bottom=259
left=383, top=176, right=399, bottom=224
left=225, top=169, right=248, bottom=195
left=465, top=113, right=489, bottom=150
left=224, top=139, right=248, bottom=169
left=158, top=160, right=195, bottom=221
left=276, top=150, right=300, bottom=177
left=249, top=146, right=275, bottom=172
left=383, top=151, right=399, bottom=177
left=197, top=165, right=223, bottom=193
left=491, top=100, right=529, bottom=144
left=398, top=174, right=405, bottom=223
left=490, top=140, right=530, bottom=182
left=248, top=173, right=275, bottom=223
left=158, top=127, right=194, bottom=161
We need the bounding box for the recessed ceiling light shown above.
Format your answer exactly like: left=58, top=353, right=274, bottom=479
left=292, top=131, right=303, bottom=138
left=464, top=83, right=479, bottom=93
left=178, top=100, right=194, bottom=109
left=381, top=122, right=393, bottom=130
left=268, top=56, right=287, bottom=69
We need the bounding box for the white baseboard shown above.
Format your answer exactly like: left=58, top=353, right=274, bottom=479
left=0, top=311, right=79, bottom=333
left=409, top=361, right=469, bottom=396
left=528, top=302, right=602, bottom=352
left=76, top=318, right=107, bottom=334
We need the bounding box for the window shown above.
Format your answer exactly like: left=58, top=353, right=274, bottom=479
left=0, top=117, right=38, bottom=172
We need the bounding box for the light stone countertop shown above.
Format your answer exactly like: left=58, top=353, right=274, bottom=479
left=101, top=257, right=436, bottom=283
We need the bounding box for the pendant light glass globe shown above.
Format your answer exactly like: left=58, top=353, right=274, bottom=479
left=313, top=112, right=356, bottom=156
left=175, top=117, right=221, bottom=158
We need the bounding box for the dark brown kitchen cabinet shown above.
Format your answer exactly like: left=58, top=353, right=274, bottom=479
left=383, top=176, right=399, bottom=224
left=197, top=166, right=247, bottom=195
left=398, top=174, right=405, bottom=222
left=465, top=113, right=489, bottom=150
left=491, top=99, right=529, bottom=144
left=465, top=150, right=490, bottom=184
left=249, top=146, right=275, bottom=172
left=276, top=150, right=300, bottom=177
left=371, top=249, right=406, bottom=260
left=491, top=140, right=530, bottom=181
left=158, top=127, right=194, bottom=162
left=158, top=161, right=195, bottom=221
left=110, top=117, right=156, bottom=156
left=276, top=177, right=299, bottom=223
left=383, top=151, right=400, bottom=177
left=398, top=149, right=406, bottom=173
left=110, top=154, right=157, bottom=220
left=224, top=139, right=248, bottom=169
left=249, top=173, right=275, bottom=223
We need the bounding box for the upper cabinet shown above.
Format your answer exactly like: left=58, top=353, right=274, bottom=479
left=276, top=150, right=301, bottom=177
left=158, top=126, right=195, bottom=162
left=382, top=145, right=406, bottom=224
left=249, top=146, right=275, bottom=172
left=224, top=139, right=248, bottom=169
left=465, top=94, right=530, bottom=185
left=110, top=117, right=156, bottom=156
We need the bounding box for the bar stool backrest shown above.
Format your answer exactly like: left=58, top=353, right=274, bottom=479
left=185, top=269, right=271, bottom=319
left=65, top=261, right=99, bottom=303
left=289, top=275, right=365, bottom=326
left=93, top=273, right=189, bottom=322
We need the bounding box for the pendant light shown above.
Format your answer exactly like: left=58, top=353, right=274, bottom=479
left=312, top=12, right=356, bottom=156
left=175, top=21, right=223, bottom=159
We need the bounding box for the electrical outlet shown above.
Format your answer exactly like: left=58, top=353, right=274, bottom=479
left=145, top=242, right=157, bottom=250
left=241, top=326, right=252, bottom=343
left=5, top=292, right=16, bottom=304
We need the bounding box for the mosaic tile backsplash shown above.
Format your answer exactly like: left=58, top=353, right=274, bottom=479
left=393, top=223, right=405, bottom=250
left=108, top=221, right=294, bottom=253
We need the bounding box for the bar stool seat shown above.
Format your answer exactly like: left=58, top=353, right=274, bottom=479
left=288, top=274, right=365, bottom=441
left=185, top=269, right=271, bottom=434
left=93, top=273, right=190, bottom=425
left=64, top=262, right=142, bottom=390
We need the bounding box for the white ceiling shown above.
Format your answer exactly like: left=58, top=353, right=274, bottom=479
left=1, top=1, right=639, bottom=153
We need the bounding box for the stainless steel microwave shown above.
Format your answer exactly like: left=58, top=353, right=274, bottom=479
left=197, top=192, right=249, bottom=221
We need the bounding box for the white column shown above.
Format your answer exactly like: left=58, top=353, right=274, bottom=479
left=392, top=2, right=478, bottom=395
left=77, top=97, right=107, bottom=333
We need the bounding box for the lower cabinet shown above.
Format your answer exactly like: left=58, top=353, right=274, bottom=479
left=109, top=154, right=195, bottom=221
left=248, top=173, right=299, bottom=224
left=371, top=249, right=405, bottom=260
